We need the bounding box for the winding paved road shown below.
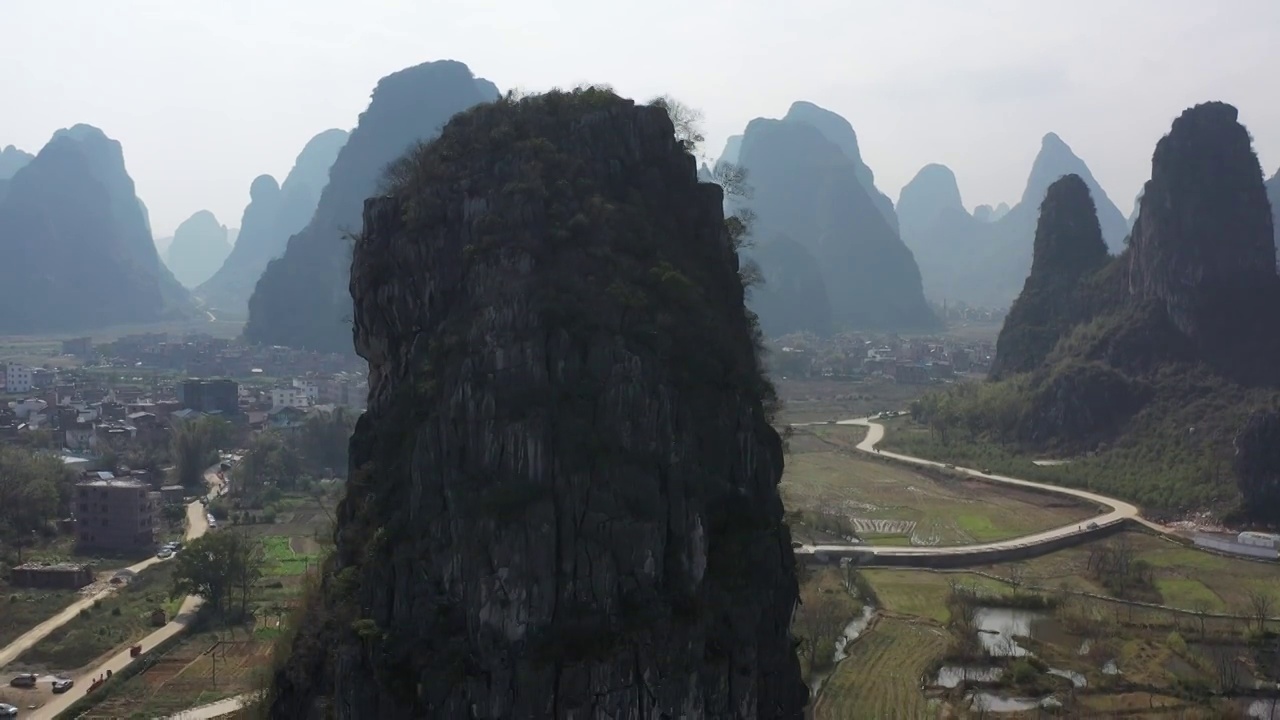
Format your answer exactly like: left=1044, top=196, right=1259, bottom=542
left=794, top=416, right=1170, bottom=560
left=15, top=466, right=225, bottom=720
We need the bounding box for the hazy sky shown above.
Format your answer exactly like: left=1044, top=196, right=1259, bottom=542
left=5, top=0, right=1279, bottom=237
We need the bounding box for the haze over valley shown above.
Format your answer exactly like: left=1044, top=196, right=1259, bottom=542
left=3, top=3, right=1280, bottom=718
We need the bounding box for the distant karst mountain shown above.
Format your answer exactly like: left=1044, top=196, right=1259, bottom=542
left=0, top=125, right=193, bottom=332
left=197, top=129, right=348, bottom=315
left=165, top=210, right=232, bottom=287
left=735, top=103, right=937, bottom=335
left=929, top=101, right=1280, bottom=512
left=898, top=133, right=1125, bottom=307
left=0, top=145, right=33, bottom=179
left=781, top=101, right=898, bottom=232
left=244, top=60, right=499, bottom=352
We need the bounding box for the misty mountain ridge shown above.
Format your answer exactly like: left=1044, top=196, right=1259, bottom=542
left=196, top=128, right=349, bottom=316
left=244, top=60, right=500, bottom=352
left=0, top=124, right=194, bottom=332
left=734, top=102, right=937, bottom=336
left=164, top=209, right=232, bottom=287
left=897, top=132, right=1127, bottom=308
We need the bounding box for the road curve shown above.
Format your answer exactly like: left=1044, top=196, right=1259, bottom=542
left=796, top=416, right=1168, bottom=558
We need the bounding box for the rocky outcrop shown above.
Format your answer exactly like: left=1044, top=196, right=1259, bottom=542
left=197, top=129, right=348, bottom=315
left=991, top=175, right=1111, bottom=378
left=1021, top=133, right=1127, bottom=251
left=991, top=202, right=1011, bottom=221
left=165, top=210, right=232, bottom=287
left=973, top=204, right=994, bottom=223
left=783, top=101, right=898, bottom=232
left=1128, top=102, right=1277, bottom=347
left=737, top=112, right=936, bottom=333
left=245, top=60, right=499, bottom=352
left=747, top=235, right=832, bottom=337
left=0, top=125, right=193, bottom=332
left=267, top=89, right=806, bottom=719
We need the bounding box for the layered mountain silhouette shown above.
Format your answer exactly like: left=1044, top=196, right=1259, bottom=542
left=897, top=133, right=1126, bottom=307
left=980, top=101, right=1280, bottom=469
left=0, top=125, right=193, bottom=332
left=165, top=210, right=232, bottom=287
left=197, top=128, right=348, bottom=316
left=734, top=103, right=937, bottom=335
left=0, top=145, right=33, bottom=179
left=990, top=174, right=1110, bottom=378
left=0, top=145, right=33, bottom=204
left=781, top=101, right=898, bottom=232
left=244, top=60, right=500, bottom=352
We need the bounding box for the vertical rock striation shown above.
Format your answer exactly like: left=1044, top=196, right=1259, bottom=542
left=268, top=89, right=806, bottom=719
left=1128, top=102, right=1277, bottom=347
left=991, top=174, right=1111, bottom=378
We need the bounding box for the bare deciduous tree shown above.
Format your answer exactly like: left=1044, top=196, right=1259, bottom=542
left=1190, top=599, right=1213, bottom=638
left=1248, top=589, right=1275, bottom=633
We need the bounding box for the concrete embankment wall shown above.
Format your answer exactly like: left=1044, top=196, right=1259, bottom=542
left=799, top=518, right=1132, bottom=569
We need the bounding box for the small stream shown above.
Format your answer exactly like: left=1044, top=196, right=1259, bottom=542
left=832, top=605, right=876, bottom=662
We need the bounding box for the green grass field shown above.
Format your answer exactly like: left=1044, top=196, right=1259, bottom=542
left=782, top=424, right=1096, bottom=547
left=261, top=535, right=319, bottom=577
left=815, top=618, right=942, bottom=720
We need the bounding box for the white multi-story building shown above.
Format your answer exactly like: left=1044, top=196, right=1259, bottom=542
left=271, top=385, right=310, bottom=410
left=5, top=363, right=33, bottom=394
left=291, top=378, right=319, bottom=404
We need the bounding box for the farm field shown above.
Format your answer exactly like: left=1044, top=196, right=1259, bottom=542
left=781, top=424, right=1096, bottom=546
left=775, top=377, right=931, bottom=424
left=816, top=532, right=1280, bottom=717
left=74, top=622, right=265, bottom=719
left=814, top=617, right=943, bottom=720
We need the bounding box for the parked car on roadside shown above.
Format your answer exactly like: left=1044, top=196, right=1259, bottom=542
left=52, top=677, right=74, bottom=693
left=0, top=701, right=18, bottom=716
left=9, top=672, right=37, bottom=688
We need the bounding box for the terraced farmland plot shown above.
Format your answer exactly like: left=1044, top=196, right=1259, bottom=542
left=815, top=618, right=943, bottom=719
left=781, top=430, right=1096, bottom=546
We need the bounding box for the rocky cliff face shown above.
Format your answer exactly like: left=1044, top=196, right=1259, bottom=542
left=245, top=60, right=499, bottom=352
left=1128, top=102, right=1277, bottom=348
left=991, top=174, right=1111, bottom=378
left=0, top=125, right=193, bottom=332
left=737, top=112, right=936, bottom=333
left=1267, top=170, right=1279, bottom=266
left=197, top=129, right=348, bottom=315
left=267, top=89, right=806, bottom=719
left=165, top=210, right=231, bottom=287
